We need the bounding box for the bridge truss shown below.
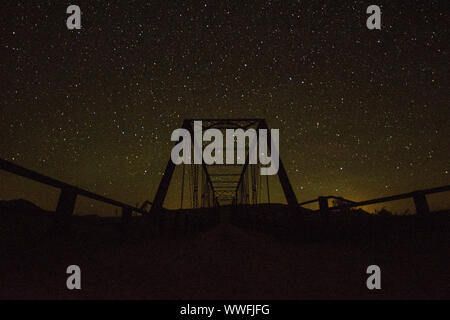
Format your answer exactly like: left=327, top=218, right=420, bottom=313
left=150, top=119, right=298, bottom=213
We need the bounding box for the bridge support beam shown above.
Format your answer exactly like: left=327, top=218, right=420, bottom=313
left=260, top=120, right=299, bottom=207
left=151, top=119, right=216, bottom=213
left=151, top=120, right=190, bottom=214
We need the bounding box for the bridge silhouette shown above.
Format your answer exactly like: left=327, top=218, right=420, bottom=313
left=149, top=119, right=298, bottom=214
left=1, top=118, right=449, bottom=229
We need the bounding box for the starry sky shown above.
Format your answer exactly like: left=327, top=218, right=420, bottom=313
left=1, top=1, right=449, bottom=215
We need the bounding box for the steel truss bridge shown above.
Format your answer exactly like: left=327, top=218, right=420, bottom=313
left=149, top=118, right=298, bottom=214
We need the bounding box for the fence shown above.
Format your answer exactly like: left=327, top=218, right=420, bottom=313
left=0, top=158, right=149, bottom=224
left=298, top=185, right=450, bottom=215
left=2, top=157, right=449, bottom=225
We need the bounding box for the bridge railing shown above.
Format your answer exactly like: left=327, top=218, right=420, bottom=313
left=0, top=158, right=149, bottom=223
left=298, top=185, right=450, bottom=216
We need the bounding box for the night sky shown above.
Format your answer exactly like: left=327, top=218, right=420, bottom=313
left=1, top=1, right=448, bottom=214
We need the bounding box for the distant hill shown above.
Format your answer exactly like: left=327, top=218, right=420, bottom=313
left=0, top=199, right=104, bottom=219
left=0, top=198, right=48, bottom=215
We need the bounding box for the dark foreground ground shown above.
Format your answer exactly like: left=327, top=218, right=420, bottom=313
left=0, top=202, right=449, bottom=299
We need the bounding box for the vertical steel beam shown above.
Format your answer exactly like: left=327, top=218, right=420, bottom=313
left=151, top=120, right=190, bottom=213
left=259, top=120, right=299, bottom=207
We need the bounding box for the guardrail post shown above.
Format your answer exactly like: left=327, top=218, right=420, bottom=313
left=122, top=207, right=132, bottom=224
left=318, top=197, right=329, bottom=216
left=56, top=187, right=77, bottom=226
left=413, top=191, right=429, bottom=215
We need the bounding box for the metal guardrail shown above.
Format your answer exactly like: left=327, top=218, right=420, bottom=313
left=2, top=157, right=448, bottom=222
left=299, top=185, right=450, bottom=215
left=0, top=158, right=149, bottom=221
